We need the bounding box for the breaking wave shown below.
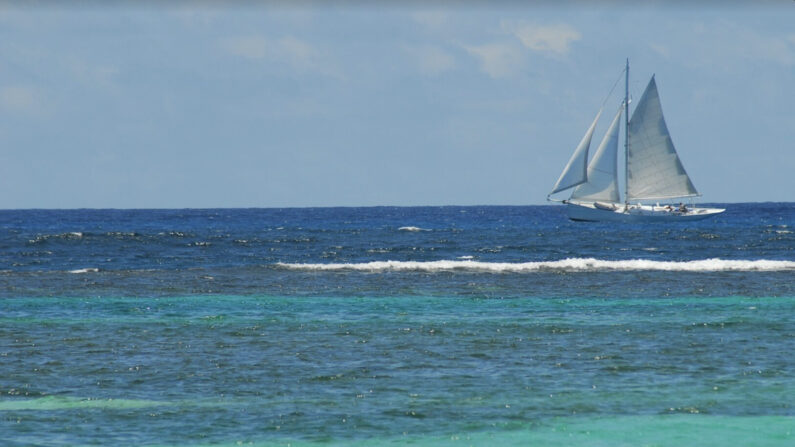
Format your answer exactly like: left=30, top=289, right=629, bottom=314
left=29, top=232, right=84, bottom=244
left=398, top=226, right=429, bottom=232
left=69, top=268, right=100, bottom=274
left=276, top=258, right=795, bottom=273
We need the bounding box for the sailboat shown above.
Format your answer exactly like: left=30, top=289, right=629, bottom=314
left=548, top=60, right=724, bottom=222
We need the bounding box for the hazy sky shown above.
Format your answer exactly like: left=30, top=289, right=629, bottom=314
left=1, top=2, right=793, bottom=208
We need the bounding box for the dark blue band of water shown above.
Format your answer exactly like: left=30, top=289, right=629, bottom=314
left=0, top=204, right=792, bottom=298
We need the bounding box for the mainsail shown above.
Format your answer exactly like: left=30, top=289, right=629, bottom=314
left=571, top=104, right=623, bottom=203
left=549, top=109, right=602, bottom=195
left=626, top=77, right=699, bottom=201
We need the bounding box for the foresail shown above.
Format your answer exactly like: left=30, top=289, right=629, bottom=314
left=550, top=109, right=602, bottom=195
left=626, top=77, right=699, bottom=201
left=571, top=104, right=623, bottom=203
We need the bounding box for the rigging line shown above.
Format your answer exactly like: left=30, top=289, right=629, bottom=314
left=600, top=66, right=626, bottom=109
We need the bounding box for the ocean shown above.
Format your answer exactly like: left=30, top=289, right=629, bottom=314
left=1, top=203, right=793, bottom=446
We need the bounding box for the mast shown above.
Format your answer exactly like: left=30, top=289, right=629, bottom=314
left=624, top=58, right=629, bottom=207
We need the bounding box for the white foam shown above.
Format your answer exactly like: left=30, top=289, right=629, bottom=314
left=276, top=258, right=795, bottom=273
left=29, top=232, right=85, bottom=244
left=69, top=268, right=100, bottom=274
left=398, top=226, right=428, bottom=232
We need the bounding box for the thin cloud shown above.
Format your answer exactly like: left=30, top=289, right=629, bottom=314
left=650, top=43, right=671, bottom=59
left=683, top=20, right=795, bottom=69
left=407, top=45, right=456, bottom=76
left=220, top=35, right=341, bottom=77
left=411, top=10, right=449, bottom=31
left=506, top=22, right=581, bottom=56
left=742, top=26, right=795, bottom=66
left=221, top=35, right=269, bottom=60
left=464, top=43, right=523, bottom=79
left=277, top=36, right=319, bottom=72
left=0, top=85, right=47, bottom=115
left=757, top=32, right=795, bottom=66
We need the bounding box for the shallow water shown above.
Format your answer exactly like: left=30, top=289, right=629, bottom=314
left=2, top=295, right=793, bottom=446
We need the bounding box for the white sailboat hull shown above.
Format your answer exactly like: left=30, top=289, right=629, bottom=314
left=566, top=202, right=724, bottom=222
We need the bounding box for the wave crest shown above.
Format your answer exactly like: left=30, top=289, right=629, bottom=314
left=398, top=226, right=428, bottom=232
left=69, top=268, right=100, bottom=274
left=276, top=258, right=795, bottom=273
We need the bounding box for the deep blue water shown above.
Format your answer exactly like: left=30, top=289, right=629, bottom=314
left=1, top=203, right=792, bottom=298
left=1, top=204, right=793, bottom=446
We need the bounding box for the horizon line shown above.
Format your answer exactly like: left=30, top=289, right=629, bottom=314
left=0, top=201, right=788, bottom=212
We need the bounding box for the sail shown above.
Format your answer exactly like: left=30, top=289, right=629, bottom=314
left=626, top=77, right=699, bottom=201
left=549, top=109, right=602, bottom=195
left=571, top=104, right=623, bottom=203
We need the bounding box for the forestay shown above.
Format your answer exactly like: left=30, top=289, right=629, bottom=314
left=626, top=77, right=698, bottom=201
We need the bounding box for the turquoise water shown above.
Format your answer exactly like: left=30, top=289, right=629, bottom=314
left=2, top=295, right=793, bottom=446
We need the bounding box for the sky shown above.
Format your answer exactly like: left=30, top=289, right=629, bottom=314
left=0, top=1, right=793, bottom=208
